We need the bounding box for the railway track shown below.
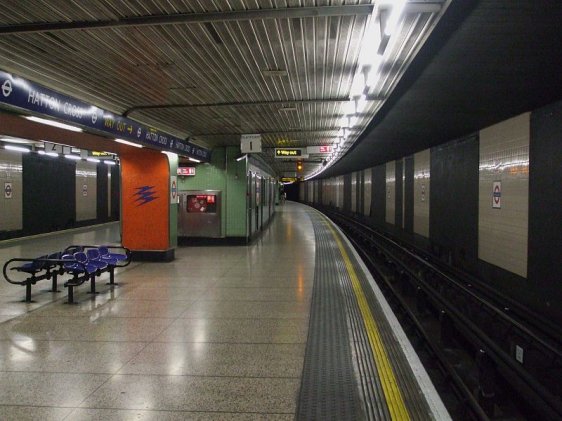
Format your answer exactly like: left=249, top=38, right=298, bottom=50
left=322, top=207, right=562, bottom=420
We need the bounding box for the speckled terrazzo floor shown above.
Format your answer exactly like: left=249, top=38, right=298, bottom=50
left=0, top=203, right=314, bottom=420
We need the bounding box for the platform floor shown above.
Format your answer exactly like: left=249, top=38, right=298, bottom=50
left=0, top=202, right=448, bottom=420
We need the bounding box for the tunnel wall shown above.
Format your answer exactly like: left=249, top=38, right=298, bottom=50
left=301, top=98, right=562, bottom=323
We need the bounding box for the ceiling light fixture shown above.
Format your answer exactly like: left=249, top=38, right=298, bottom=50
left=4, top=145, right=31, bottom=153
left=115, top=138, right=143, bottom=148
left=0, top=137, right=34, bottom=144
left=64, top=154, right=81, bottom=160
left=103, top=160, right=116, bottom=165
left=383, top=0, right=408, bottom=37
left=188, top=157, right=201, bottom=163
left=38, top=150, right=58, bottom=157
left=86, top=157, right=101, bottom=163
left=25, top=116, right=83, bottom=132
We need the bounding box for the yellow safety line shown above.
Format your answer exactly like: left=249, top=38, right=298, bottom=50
left=322, top=217, right=411, bottom=421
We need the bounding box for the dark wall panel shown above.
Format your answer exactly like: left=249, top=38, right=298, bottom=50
left=286, top=183, right=299, bottom=202
left=96, top=164, right=108, bottom=222
left=22, top=154, right=76, bottom=235
left=430, top=135, right=479, bottom=269
left=110, top=165, right=120, bottom=220
left=404, top=156, right=414, bottom=233
left=528, top=100, right=562, bottom=321
left=395, top=159, right=404, bottom=228
left=371, top=165, right=386, bottom=225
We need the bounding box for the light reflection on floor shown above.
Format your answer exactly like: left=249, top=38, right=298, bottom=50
left=0, top=203, right=314, bottom=419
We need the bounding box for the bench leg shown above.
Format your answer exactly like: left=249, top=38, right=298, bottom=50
left=50, top=273, right=60, bottom=293
left=68, top=285, right=74, bottom=304
left=88, top=274, right=98, bottom=294
left=106, top=267, right=118, bottom=286
left=25, top=282, right=32, bottom=302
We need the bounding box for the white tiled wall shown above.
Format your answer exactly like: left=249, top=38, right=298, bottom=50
left=76, top=161, right=97, bottom=221
left=413, top=149, right=430, bottom=237
left=385, top=161, right=395, bottom=224
left=478, top=112, right=529, bottom=277
left=363, top=169, right=372, bottom=216
left=0, top=150, right=23, bottom=231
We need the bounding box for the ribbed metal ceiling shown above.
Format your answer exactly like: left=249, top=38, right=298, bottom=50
left=0, top=0, right=448, bottom=177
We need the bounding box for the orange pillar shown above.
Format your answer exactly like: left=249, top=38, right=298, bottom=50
left=120, top=148, right=173, bottom=261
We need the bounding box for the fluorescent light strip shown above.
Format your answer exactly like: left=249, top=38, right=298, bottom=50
left=0, top=137, right=34, bottom=144
left=103, top=160, right=116, bottom=165
left=384, top=0, right=407, bottom=36
left=235, top=154, right=247, bottom=162
left=188, top=157, right=201, bottom=163
left=5, top=145, right=30, bottom=153
left=25, top=116, right=83, bottom=132
left=38, top=150, right=58, bottom=157
left=64, top=154, right=81, bottom=160
left=115, top=138, right=143, bottom=148
left=86, top=157, right=101, bottom=163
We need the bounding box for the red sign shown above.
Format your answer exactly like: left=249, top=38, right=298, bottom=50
left=177, top=167, right=195, bottom=176
left=319, top=145, right=332, bottom=153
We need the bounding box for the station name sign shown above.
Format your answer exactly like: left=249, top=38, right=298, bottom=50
left=0, top=70, right=210, bottom=162
left=275, top=148, right=303, bottom=158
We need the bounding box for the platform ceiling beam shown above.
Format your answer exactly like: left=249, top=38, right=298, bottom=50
left=0, top=5, right=374, bottom=35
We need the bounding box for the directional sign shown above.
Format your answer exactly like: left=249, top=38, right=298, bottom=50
left=4, top=182, right=12, bottom=199
left=90, top=151, right=113, bottom=157
left=0, top=69, right=211, bottom=161
left=177, top=167, right=196, bottom=176
left=275, top=148, right=303, bottom=158
left=307, top=145, right=332, bottom=154
left=492, top=181, right=501, bottom=208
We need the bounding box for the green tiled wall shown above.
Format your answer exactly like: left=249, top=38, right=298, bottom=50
left=225, top=147, right=249, bottom=237
left=177, top=147, right=248, bottom=237
left=167, top=153, right=178, bottom=248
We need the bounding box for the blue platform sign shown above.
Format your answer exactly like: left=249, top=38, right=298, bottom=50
left=0, top=70, right=210, bottom=161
